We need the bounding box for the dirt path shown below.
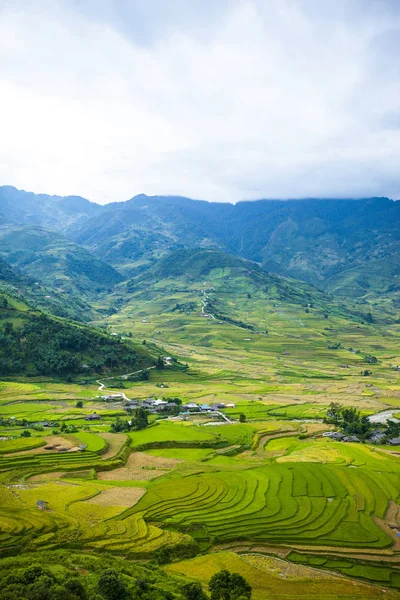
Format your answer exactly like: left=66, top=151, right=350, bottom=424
left=97, top=366, right=156, bottom=400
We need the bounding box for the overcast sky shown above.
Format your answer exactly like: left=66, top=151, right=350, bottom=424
left=1, top=0, right=400, bottom=203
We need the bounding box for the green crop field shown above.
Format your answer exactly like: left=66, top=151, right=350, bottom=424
left=1, top=252, right=400, bottom=598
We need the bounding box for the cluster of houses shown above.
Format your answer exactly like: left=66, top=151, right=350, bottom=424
left=323, top=432, right=362, bottom=443
left=182, top=402, right=235, bottom=412
left=323, top=430, right=400, bottom=445
left=123, top=399, right=235, bottom=415
left=125, top=398, right=179, bottom=413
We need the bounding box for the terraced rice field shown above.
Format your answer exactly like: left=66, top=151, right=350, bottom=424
left=121, top=453, right=398, bottom=550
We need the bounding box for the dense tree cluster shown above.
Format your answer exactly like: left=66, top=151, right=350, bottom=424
left=0, top=564, right=178, bottom=600
left=171, top=301, right=197, bottom=313
left=0, top=312, right=149, bottom=377
left=209, top=570, right=252, bottom=600
left=0, top=564, right=87, bottom=600
left=110, top=408, right=149, bottom=433
left=324, top=403, right=372, bottom=437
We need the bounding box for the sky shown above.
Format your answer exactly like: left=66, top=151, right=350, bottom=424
left=0, top=0, right=400, bottom=204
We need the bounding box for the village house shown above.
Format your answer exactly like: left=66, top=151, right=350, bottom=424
left=125, top=400, right=139, bottom=409
left=368, top=429, right=386, bottom=444
left=99, top=393, right=123, bottom=401
left=143, top=399, right=156, bottom=408
left=342, top=435, right=361, bottom=443
left=85, top=413, right=101, bottom=421
left=155, top=402, right=179, bottom=413
left=183, top=402, right=200, bottom=411
left=323, top=432, right=345, bottom=440
left=153, top=399, right=168, bottom=407
left=210, top=403, right=225, bottom=411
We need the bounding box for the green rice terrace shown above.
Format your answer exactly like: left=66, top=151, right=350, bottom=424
left=1, top=250, right=400, bottom=599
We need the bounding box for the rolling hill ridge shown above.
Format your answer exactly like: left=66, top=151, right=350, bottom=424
left=2, top=187, right=398, bottom=298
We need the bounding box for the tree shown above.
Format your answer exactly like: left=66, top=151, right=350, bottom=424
left=76, top=400, right=83, bottom=408
left=365, top=355, right=378, bottom=364
left=239, top=413, right=246, bottom=423
left=135, top=406, right=148, bottom=431
left=209, top=569, right=251, bottom=600
left=21, top=430, right=31, bottom=438
left=182, top=581, right=208, bottom=600
left=65, top=578, right=87, bottom=599
left=156, top=355, right=165, bottom=369
left=97, top=569, right=128, bottom=600
left=324, top=402, right=343, bottom=424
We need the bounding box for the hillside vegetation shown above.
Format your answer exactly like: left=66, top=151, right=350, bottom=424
left=1, top=187, right=399, bottom=299
left=0, top=292, right=154, bottom=376
left=0, top=186, right=399, bottom=598
left=0, top=225, right=123, bottom=296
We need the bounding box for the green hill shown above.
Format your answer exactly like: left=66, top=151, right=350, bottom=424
left=127, top=248, right=339, bottom=309
left=3, top=187, right=398, bottom=299
left=66, top=194, right=400, bottom=298
left=0, top=291, right=154, bottom=377
left=115, top=248, right=378, bottom=329
left=0, top=226, right=124, bottom=297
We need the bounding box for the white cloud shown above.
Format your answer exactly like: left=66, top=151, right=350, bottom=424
left=0, top=0, right=399, bottom=203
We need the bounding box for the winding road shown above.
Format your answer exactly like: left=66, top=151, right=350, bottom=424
left=97, top=366, right=156, bottom=400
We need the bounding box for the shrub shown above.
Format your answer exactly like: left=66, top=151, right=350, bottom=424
left=182, top=581, right=208, bottom=600
left=209, top=570, right=251, bottom=600
left=97, top=569, right=128, bottom=600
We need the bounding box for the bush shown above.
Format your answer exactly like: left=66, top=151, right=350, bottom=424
left=209, top=570, right=251, bottom=600
left=97, top=569, right=128, bottom=600
left=182, top=581, right=208, bottom=600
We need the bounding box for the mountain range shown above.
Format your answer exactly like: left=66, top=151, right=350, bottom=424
left=1, top=185, right=399, bottom=303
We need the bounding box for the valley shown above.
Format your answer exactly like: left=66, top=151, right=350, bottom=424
left=0, top=190, right=399, bottom=599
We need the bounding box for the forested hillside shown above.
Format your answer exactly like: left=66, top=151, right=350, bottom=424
left=0, top=292, right=154, bottom=376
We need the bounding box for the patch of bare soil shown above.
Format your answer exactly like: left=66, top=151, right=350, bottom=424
left=10, top=436, right=80, bottom=456
left=29, top=471, right=66, bottom=482
left=85, top=486, right=145, bottom=507
left=97, top=451, right=180, bottom=481
left=98, top=433, right=127, bottom=459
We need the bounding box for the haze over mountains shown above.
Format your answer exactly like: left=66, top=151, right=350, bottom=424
left=1, top=185, right=399, bottom=303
